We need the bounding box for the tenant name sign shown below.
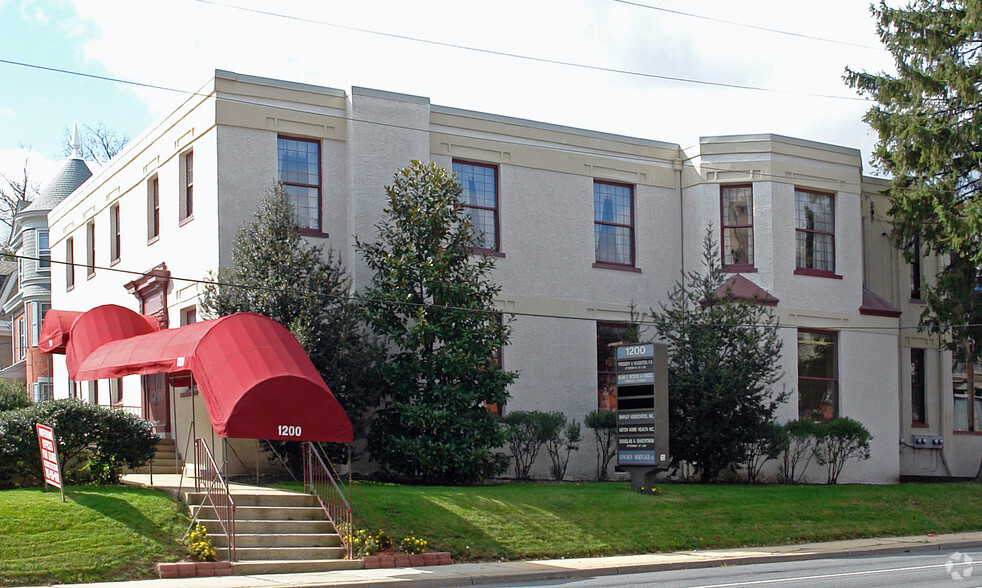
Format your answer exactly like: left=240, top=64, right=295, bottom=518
left=36, top=423, right=63, bottom=489
left=615, top=343, right=657, bottom=466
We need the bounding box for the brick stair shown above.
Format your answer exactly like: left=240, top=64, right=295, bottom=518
left=185, top=490, right=360, bottom=575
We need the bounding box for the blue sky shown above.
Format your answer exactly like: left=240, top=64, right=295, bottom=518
left=0, top=0, right=895, bottom=192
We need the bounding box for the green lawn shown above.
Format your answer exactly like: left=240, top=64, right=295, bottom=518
left=306, top=481, right=982, bottom=561
left=0, top=485, right=188, bottom=587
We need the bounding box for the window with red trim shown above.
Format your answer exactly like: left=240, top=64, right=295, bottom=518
left=798, top=329, right=837, bottom=421
left=277, top=136, right=321, bottom=233
left=911, top=348, right=926, bottom=426
left=180, top=151, right=193, bottom=221
left=721, top=184, right=754, bottom=270
left=453, top=160, right=499, bottom=252
left=597, top=322, right=637, bottom=410
left=594, top=181, right=634, bottom=266
left=110, top=204, right=121, bottom=264
left=795, top=189, right=835, bottom=273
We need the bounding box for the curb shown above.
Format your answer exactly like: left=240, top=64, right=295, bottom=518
left=286, top=538, right=982, bottom=588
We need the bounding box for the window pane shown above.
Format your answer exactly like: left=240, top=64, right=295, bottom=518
left=455, top=163, right=496, bottom=208
left=597, top=323, right=636, bottom=410
left=468, top=207, right=496, bottom=250
left=595, top=225, right=632, bottom=265
left=796, top=191, right=833, bottom=232
left=722, top=186, right=752, bottom=225
left=283, top=185, right=318, bottom=230
left=796, top=231, right=834, bottom=271
left=798, top=331, right=837, bottom=421
left=723, top=227, right=754, bottom=266
left=594, top=183, right=632, bottom=226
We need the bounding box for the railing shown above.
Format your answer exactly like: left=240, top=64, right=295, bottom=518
left=111, top=404, right=143, bottom=418
left=194, top=439, right=236, bottom=561
left=302, top=442, right=352, bottom=559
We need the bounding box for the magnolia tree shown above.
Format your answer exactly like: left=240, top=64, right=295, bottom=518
left=357, top=161, right=517, bottom=484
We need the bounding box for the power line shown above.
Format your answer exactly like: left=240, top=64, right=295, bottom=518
left=0, top=58, right=194, bottom=95
left=611, top=0, right=884, bottom=51
left=5, top=252, right=957, bottom=333
left=192, top=0, right=866, bottom=102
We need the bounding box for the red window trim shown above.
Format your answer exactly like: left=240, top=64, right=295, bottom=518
left=278, top=135, right=323, bottom=233
left=593, top=180, right=636, bottom=268
left=720, top=183, right=755, bottom=271
left=795, top=187, right=836, bottom=274
left=453, top=159, right=501, bottom=254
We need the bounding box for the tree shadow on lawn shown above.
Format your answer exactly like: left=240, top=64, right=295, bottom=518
left=67, top=488, right=182, bottom=548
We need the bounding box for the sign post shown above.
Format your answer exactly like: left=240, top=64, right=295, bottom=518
left=615, top=342, right=670, bottom=490
left=36, top=423, right=65, bottom=502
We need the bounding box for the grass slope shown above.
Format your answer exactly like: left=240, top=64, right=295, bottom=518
left=333, top=481, right=982, bottom=561
left=0, top=486, right=188, bottom=587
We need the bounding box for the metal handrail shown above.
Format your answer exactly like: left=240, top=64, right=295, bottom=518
left=194, top=438, right=236, bottom=561
left=302, top=442, right=352, bottom=559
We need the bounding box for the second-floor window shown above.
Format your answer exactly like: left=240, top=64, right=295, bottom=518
left=180, top=151, right=193, bottom=222
left=36, top=231, right=50, bottom=270
left=65, top=237, right=75, bottom=289
left=910, top=234, right=922, bottom=300
left=148, top=176, right=160, bottom=241
left=277, top=136, right=321, bottom=233
left=453, top=161, right=499, bottom=252
left=721, top=184, right=754, bottom=270
left=86, top=220, right=96, bottom=277
left=594, top=181, right=634, bottom=267
left=911, top=348, right=926, bottom=426
left=795, top=189, right=835, bottom=274
left=110, top=204, right=121, bottom=264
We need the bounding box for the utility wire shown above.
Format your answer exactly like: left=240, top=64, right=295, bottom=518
left=611, top=0, right=884, bottom=51
left=5, top=252, right=961, bottom=333
left=192, top=0, right=866, bottom=102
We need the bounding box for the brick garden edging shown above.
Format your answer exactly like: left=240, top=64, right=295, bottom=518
left=362, top=551, right=453, bottom=569
left=157, top=561, right=232, bottom=578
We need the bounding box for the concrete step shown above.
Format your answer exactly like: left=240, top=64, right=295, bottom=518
left=192, top=505, right=328, bottom=521
left=230, top=560, right=362, bottom=575
left=185, top=491, right=320, bottom=508
left=218, top=546, right=346, bottom=561
left=129, top=465, right=184, bottom=475
left=197, top=518, right=336, bottom=535
left=212, top=533, right=343, bottom=548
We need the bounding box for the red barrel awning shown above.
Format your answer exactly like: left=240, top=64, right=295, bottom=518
left=64, top=305, right=161, bottom=376
left=73, top=312, right=352, bottom=442
left=38, top=310, right=84, bottom=354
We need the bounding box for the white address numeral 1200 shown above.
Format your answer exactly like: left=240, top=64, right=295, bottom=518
left=278, top=425, right=302, bottom=437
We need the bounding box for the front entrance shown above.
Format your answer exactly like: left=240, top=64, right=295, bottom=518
left=143, top=373, right=170, bottom=434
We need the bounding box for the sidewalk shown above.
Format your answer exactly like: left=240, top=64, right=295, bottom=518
left=44, top=531, right=982, bottom=588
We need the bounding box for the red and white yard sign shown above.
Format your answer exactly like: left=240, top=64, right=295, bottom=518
left=36, top=423, right=63, bottom=490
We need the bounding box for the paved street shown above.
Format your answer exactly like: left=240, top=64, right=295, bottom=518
left=488, top=549, right=982, bottom=588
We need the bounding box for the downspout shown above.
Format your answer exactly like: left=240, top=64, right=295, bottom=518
left=675, top=157, right=684, bottom=283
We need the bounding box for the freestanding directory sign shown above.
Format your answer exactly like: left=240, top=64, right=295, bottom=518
left=615, top=342, right=669, bottom=489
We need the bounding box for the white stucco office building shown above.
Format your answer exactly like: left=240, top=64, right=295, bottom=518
left=45, top=70, right=967, bottom=483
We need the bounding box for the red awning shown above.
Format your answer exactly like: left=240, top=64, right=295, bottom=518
left=65, top=305, right=160, bottom=376
left=38, top=310, right=83, bottom=354
left=74, top=313, right=352, bottom=443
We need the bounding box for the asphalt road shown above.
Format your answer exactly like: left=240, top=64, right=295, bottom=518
left=487, top=549, right=982, bottom=587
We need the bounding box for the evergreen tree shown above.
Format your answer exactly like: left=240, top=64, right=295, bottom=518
left=200, top=187, right=384, bottom=455
left=648, top=230, right=786, bottom=483
left=356, top=161, right=517, bottom=484
left=845, top=1, right=982, bottom=361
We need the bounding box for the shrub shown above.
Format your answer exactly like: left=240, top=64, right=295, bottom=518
left=813, top=417, right=872, bottom=484
left=779, top=419, right=818, bottom=484
left=0, top=399, right=157, bottom=486
left=543, top=414, right=582, bottom=481
left=0, top=380, right=29, bottom=412
left=744, top=421, right=786, bottom=483
left=503, top=410, right=553, bottom=480
left=585, top=409, right=617, bottom=481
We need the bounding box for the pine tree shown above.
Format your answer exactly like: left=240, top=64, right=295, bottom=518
left=356, top=161, right=517, bottom=484
left=648, top=230, right=786, bottom=483
left=200, top=187, right=384, bottom=454
left=845, top=0, right=982, bottom=361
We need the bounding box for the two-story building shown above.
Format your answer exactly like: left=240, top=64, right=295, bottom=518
left=44, top=70, right=968, bottom=483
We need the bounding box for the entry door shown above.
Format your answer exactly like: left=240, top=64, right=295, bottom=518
left=143, top=373, right=170, bottom=433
